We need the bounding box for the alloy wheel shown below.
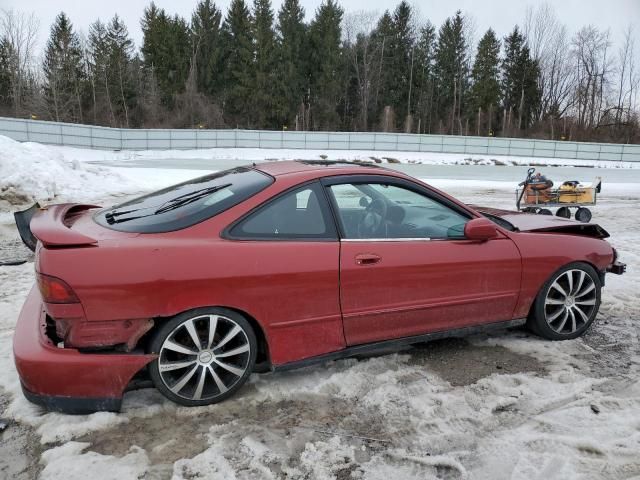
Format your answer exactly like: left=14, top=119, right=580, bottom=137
left=544, top=269, right=597, bottom=334
left=157, top=314, right=251, bottom=401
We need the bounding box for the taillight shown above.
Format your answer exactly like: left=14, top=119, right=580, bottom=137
left=36, top=273, right=80, bottom=304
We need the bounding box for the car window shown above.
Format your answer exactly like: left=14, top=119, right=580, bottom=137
left=95, top=167, right=273, bottom=233
left=328, top=183, right=470, bottom=240
left=229, top=182, right=336, bottom=240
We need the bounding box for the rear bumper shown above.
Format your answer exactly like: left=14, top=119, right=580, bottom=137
left=13, top=285, right=155, bottom=414
left=21, top=383, right=122, bottom=414
left=607, top=261, right=627, bottom=275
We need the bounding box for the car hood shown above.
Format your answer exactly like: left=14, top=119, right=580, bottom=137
left=469, top=205, right=610, bottom=239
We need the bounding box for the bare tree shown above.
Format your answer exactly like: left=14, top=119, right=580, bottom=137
left=524, top=4, right=576, bottom=121
left=343, top=10, right=380, bottom=130
left=0, top=9, right=39, bottom=116
left=614, top=25, right=639, bottom=124
left=572, top=26, right=612, bottom=130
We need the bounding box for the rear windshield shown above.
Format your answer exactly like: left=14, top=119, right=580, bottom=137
left=94, top=167, right=273, bottom=233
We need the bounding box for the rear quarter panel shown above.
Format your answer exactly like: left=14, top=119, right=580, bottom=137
left=38, top=233, right=343, bottom=365
left=509, top=231, right=614, bottom=318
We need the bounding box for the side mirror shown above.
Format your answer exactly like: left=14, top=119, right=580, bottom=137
left=464, top=217, right=498, bottom=241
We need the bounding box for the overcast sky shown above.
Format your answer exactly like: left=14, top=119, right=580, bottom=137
left=3, top=0, right=639, bottom=56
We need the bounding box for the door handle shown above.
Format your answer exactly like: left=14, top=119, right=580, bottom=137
left=355, top=253, right=381, bottom=265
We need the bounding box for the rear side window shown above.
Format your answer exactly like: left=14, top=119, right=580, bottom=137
left=227, top=182, right=336, bottom=240
left=95, top=167, right=273, bottom=233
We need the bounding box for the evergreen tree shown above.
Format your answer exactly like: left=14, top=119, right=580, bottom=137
left=388, top=1, right=415, bottom=128
left=87, top=19, right=112, bottom=124
left=220, top=0, right=254, bottom=126
left=276, top=0, right=307, bottom=128
left=190, top=0, right=223, bottom=97
left=469, top=28, right=501, bottom=133
left=252, top=0, right=279, bottom=128
left=370, top=2, right=418, bottom=131
left=308, top=0, right=344, bottom=130
left=371, top=11, right=394, bottom=128
left=502, top=26, right=541, bottom=131
left=141, top=4, right=190, bottom=104
left=433, top=11, right=468, bottom=134
left=414, top=22, right=436, bottom=133
left=0, top=38, right=13, bottom=113
left=106, top=15, right=136, bottom=126
left=43, top=12, right=85, bottom=122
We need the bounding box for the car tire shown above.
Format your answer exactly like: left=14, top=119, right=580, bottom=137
left=527, top=262, right=601, bottom=340
left=556, top=207, right=571, bottom=219
left=575, top=207, right=592, bottom=223
left=148, top=307, right=257, bottom=407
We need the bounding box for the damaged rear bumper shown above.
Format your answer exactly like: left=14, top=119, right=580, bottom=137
left=13, top=285, right=156, bottom=414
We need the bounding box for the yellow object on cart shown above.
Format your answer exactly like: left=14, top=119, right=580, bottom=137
left=558, top=183, right=595, bottom=204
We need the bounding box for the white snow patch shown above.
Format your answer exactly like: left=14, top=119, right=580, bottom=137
left=45, top=142, right=640, bottom=169
left=40, top=442, right=149, bottom=480
left=0, top=136, right=139, bottom=206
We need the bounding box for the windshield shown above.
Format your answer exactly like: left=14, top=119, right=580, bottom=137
left=94, top=167, right=273, bottom=233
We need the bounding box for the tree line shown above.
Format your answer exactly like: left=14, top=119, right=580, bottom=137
left=0, top=1, right=638, bottom=143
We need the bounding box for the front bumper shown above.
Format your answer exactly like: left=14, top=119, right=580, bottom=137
left=607, top=261, right=627, bottom=275
left=13, top=285, right=155, bottom=414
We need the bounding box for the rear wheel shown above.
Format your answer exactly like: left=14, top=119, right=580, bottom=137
left=527, top=263, right=601, bottom=340
left=149, top=308, right=257, bottom=406
left=556, top=207, right=571, bottom=219
left=538, top=208, right=552, bottom=215
left=575, top=207, right=592, bottom=223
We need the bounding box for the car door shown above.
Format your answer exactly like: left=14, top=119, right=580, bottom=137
left=224, top=181, right=344, bottom=364
left=323, top=175, right=522, bottom=346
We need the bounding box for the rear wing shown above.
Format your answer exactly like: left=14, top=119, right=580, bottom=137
left=14, top=203, right=40, bottom=251
left=14, top=203, right=99, bottom=251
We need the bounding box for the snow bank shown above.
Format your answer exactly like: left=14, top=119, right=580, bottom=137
left=0, top=135, right=140, bottom=206
left=50, top=143, right=640, bottom=169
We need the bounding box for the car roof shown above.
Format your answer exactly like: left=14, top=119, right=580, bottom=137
left=254, top=160, right=393, bottom=178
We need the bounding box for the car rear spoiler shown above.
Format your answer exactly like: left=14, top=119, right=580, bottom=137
left=14, top=203, right=99, bottom=251
left=14, top=203, right=40, bottom=251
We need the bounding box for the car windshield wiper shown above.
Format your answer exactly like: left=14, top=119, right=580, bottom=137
left=154, top=184, right=231, bottom=214
left=105, top=184, right=232, bottom=224
left=163, top=184, right=231, bottom=204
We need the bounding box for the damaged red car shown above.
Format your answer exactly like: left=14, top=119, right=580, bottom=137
left=13, top=161, right=626, bottom=413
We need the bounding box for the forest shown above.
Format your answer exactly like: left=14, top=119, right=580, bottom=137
left=0, top=0, right=638, bottom=143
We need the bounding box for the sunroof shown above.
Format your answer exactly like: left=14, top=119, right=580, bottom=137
left=295, top=160, right=382, bottom=168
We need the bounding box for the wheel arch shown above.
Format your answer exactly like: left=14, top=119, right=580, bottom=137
left=142, top=305, right=271, bottom=370
left=525, top=259, right=602, bottom=318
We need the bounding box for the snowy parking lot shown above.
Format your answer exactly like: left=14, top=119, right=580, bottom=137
left=0, top=136, right=639, bottom=479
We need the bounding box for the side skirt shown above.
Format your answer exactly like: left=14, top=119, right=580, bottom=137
left=272, top=318, right=526, bottom=372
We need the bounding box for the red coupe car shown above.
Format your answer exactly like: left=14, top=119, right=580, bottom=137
left=13, top=161, right=625, bottom=413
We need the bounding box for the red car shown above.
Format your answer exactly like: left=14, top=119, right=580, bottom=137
left=13, top=161, right=625, bottom=413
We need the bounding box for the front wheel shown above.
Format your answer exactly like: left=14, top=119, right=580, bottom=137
left=149, top=308, right=257, bottom=407
left=575, top=207, right=592, bottom=223
left=527, top=263, right=601, bottom=340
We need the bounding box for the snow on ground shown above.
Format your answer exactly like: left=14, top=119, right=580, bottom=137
left=0, top=136, right=139, bottom=206
left=0, top=140, right=639, bottom=479
left=36, top=140, right=640, bottom=170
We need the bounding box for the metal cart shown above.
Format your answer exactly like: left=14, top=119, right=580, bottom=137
left=516, top=168, right=600, bottom=223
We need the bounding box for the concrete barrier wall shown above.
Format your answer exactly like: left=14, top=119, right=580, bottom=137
left=1, top=117, right=639, bottom=162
